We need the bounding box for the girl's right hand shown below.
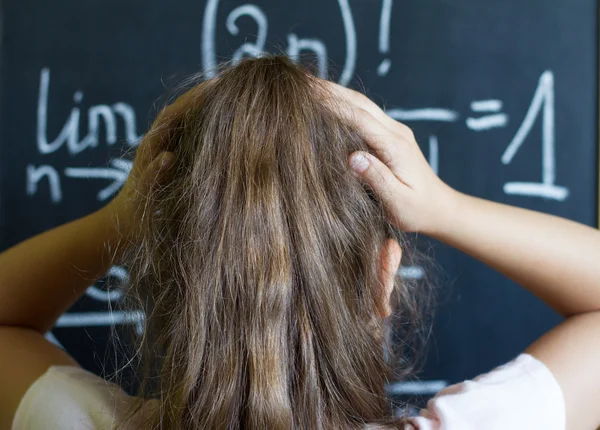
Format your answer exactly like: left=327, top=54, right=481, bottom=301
left=325, top=82, right=456, bottom=234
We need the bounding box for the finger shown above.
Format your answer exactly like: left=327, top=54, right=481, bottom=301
left=155, top=79, right=212, bottom=123
left=333, top=84, right=391, bottom=125
left=338, top=106, right=401, bottom=166
left=141, top=80, right=212, bottom=159
left=317, top=81, right=411, bottom=165
left=322, top=80, right=408, bottom=133
left=143, top=151, right=175, bottom=191
left=348, top=151, right=405, bottom=228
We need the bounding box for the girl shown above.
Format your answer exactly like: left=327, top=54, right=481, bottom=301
left=2, top=56, right=599, bottom=429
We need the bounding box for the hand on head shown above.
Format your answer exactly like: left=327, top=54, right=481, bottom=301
left=104, top=86, right=204, bottom=240
left=322, top=80, right=455, bottom=236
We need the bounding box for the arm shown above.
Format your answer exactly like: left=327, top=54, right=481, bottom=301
left=432, top=191, right=600, bottom=430
left=0, top=205, right=127, bottom=429
left=432, top=191, right=600, bottom=318
left=0, top=90, right=189, bottom=334
left=0, top=90, right=189, bottom=428
left=0, top=207, right=118, bottom=333
left=327, top=81, right=600, bottom=429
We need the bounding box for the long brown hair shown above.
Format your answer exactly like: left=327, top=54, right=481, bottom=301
left=113, top=55, right=431, bottom=429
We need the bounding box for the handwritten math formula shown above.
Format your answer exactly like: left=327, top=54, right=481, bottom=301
left=29, top=67, right=568, bottom=206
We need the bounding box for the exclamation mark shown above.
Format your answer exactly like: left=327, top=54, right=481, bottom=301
left=378, top=0, right=392, bottom=76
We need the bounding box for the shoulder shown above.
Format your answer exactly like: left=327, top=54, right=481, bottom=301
left=0, top=327, right=79, bottom=429
left=0, top=326, right=155, bottom=430
left=407, top=354, right=566, bottom=430
left=12, top=364, right=150, bottom=429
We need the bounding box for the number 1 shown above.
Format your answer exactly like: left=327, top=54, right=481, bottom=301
left=502, top=71, right=569, bottom=201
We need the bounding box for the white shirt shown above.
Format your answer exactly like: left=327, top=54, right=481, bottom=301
left=12, top=354, right=565, bottom=429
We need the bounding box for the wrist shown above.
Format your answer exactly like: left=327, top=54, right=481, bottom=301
left=94, top=202, right=131, bottom=260
left=422, top=181, right=462, bottom=239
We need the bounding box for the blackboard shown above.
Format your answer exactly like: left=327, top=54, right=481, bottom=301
left=1, top=0, right=597, bottom=405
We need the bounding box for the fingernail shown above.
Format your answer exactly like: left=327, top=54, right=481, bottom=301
left=350, top=153, right=369, bottom=173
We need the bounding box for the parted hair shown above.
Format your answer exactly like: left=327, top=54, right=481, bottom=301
left=113, top=55, right=431, bottom=430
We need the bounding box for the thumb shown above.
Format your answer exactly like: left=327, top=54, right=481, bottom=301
left=349, top=151, right=404, bottom=225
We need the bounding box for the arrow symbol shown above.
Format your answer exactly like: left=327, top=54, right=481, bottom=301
left=64, top=159, right=132, bottom=201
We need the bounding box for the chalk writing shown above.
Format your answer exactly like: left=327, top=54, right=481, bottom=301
left=55, top=310, right=145, bottom=335
left=466, top=114, right=508, bottom=131
left=64, top=159, right=131, bottom=201
left=378, top=0, right=393, bottom=76
left=386, top=379, right=448, bottom=396
left=287, top=33, right=328, bottom=79
left=26, top=164, right=62, bottom=203
left=383, top=71, right=568, bottom=201
left=467, top=98, right=508, bottom=131
left=429, top=136, right=439, bottom=176
left=386, top=108, right=459, bottom=122
left=201, top=0, right=356, bottom=86
left=502, top=71, right=568, bottom=201
left=85, top=265, right=129, bottom=302
left=37, top=68, right=141, bottom=156
left=226, top=5, right=268, bottom=62
left=471, top=99, right=503, bottom=112
left=30, top=68, right=139, bottom=203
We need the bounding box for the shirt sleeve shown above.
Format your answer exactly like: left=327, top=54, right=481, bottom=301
left=407, top=353, right=566, bottom=430
left=12, top=365, right=156, bottom=430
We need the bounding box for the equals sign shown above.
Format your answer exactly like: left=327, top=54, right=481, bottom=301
left=466, top=99, right=508, bottom=131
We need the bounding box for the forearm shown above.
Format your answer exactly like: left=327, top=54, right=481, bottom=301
left=0, top=207, right=119, bottom=333
left=429, top=190, right=600, bottom=317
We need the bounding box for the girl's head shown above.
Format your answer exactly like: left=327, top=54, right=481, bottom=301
left=116, top=55, right=430, bottom=429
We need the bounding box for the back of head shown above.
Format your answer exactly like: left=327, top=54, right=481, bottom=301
left=116, top=55, right=423, bottom=429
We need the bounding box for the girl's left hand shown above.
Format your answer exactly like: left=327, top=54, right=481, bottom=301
left=102, top=84, right=202, bottom=242
left=104, top=134, right=174, bottom=242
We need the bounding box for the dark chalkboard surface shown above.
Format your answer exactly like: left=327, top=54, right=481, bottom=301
left=1, top=0, right=597, bottom=405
